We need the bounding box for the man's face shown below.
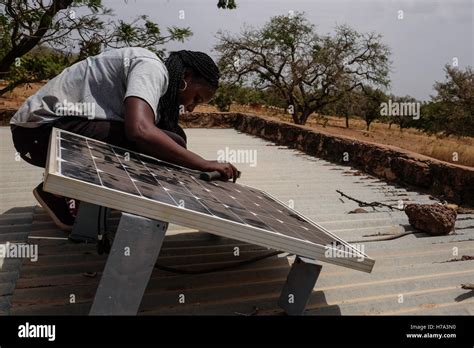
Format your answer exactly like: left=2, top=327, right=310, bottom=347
left=178, top=73, right=216, bottom=113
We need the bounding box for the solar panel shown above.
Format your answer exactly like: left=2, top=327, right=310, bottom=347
left=44, top=128, right=374, bottom=272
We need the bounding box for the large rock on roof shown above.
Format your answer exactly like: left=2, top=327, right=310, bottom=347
left=404, top=203, right=457, bottom=236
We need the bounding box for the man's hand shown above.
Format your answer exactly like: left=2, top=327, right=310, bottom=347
left=204, top=160, right=239, bottom=183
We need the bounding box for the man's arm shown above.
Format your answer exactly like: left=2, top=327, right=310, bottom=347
left=162, top=128, right=187, bottom=149
left=175, top=124, right=187, bottom=145
left=123, top=96, right=239, bottom=181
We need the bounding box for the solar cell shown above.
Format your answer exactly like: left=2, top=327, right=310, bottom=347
left=44, top=128, right=374, bottom=272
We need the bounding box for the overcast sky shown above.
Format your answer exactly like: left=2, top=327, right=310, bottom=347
left=104, top=0, right=473, bottom=101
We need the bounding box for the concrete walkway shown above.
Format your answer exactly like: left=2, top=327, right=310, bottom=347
left=0, top=127, right=43, bottom=213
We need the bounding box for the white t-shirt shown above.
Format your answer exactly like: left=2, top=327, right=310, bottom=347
left=10, top=47, right=169, bottom=127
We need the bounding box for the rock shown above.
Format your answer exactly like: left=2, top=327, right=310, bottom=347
left=404, top=203, right=457, bottom=236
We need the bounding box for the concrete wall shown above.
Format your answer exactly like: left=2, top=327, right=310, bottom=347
left=181, top=112, right=474, bottom=207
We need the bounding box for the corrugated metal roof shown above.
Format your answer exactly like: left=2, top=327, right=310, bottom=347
left=0, top=127, right=43, bottom=314
left=1, top=127, right=473, bottom=315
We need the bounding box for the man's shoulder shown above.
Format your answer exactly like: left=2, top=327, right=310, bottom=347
left=102, top=47, right=161, bottom=62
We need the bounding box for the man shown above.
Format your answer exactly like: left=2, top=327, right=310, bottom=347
left=10, top=47, right=239, bottom=230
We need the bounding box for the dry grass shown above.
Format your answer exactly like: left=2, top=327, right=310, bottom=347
left=0, top=81, right=44, bottom=108
left=196, top=104, right=474, bottom=168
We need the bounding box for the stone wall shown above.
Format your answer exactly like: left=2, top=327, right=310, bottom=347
left=181, top=112, right=474, bottom=207
left=2, top=108, right=472, bottom=206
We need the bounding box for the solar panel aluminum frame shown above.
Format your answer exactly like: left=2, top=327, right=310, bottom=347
left=263, top=191, right=373, bottom=270
left=44, top=127, right=375, bottom=273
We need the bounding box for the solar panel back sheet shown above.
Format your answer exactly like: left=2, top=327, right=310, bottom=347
left=44, top=128, right=374, bottom=272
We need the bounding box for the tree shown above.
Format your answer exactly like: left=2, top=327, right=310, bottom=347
left=360, top=86, right=387, bottom=131
left=217, top=0, right=237, bottom=9
left=419, top=100, right=441, bottom=134
left=210, top=81, right=267, bottom=111
left=210, top=81, right=237, bottom=111
left=0, top=0, right=192, bottom=95
left=382, top=94, right=419, bottom=131
left=215, top=12, right=391, bottom=125
left=1, top=45, right=73, bottom=95
left=429, top=65, right=474, bottom=136
left=322, top=78, right=366, bottom=128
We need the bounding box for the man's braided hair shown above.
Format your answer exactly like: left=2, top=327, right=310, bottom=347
left=158, top=50, right=220, bottom=132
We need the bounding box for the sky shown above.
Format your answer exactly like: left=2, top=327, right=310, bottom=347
left=103, top=0, right=473, bottom=101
